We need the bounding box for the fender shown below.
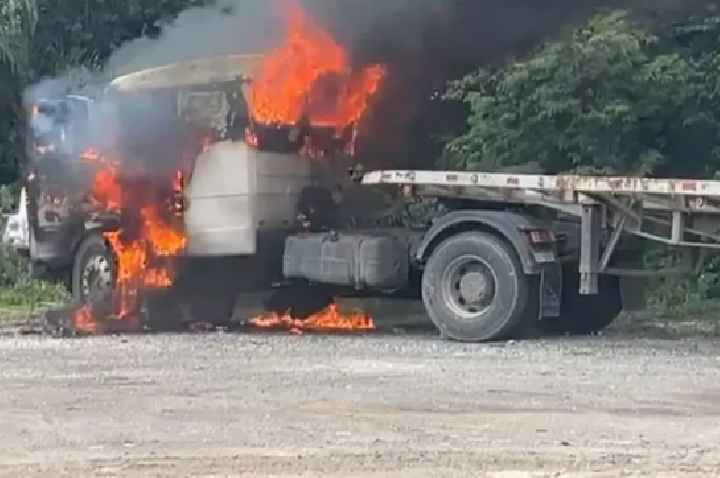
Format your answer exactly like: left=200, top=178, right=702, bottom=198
left=415, top=209, right=552, bottom=274
left=72, top=213, right=122, bottom=253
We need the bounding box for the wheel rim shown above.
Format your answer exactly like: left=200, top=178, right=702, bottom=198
left=440, top=254, right=496, bottom=320
left=81, top=254, right=114, bottom=302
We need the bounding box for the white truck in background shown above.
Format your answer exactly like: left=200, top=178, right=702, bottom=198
left=1, top=187, right=30, bottom=252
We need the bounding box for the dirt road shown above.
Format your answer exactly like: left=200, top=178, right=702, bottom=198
left=0, top=333, right=719, bottom=477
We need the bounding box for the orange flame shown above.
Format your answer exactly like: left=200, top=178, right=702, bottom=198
left=249, top=0, right=385, bottom=134
left=73, top=151, right=186, bottom=331
left=250, top=301, right=375, bottom=334
left=102, top=208, right=184, bottom=319
left=73, top=304, right=98, bottom=334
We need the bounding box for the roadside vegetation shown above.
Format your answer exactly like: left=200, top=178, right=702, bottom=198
left=0, top=185, right=69, bottom=320
left=1, top=0, right=720, bottom=320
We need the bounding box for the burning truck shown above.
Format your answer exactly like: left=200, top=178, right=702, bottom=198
left=24, top=0, right=673, bottom=342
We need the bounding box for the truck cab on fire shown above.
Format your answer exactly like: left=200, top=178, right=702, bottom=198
left=25, top=55, right=332, bottom=315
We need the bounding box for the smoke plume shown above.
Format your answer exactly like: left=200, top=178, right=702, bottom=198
left=104, top=0, right=281, bottom=77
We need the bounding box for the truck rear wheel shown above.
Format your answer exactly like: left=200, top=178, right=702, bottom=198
left=539, top=264, right=622, bottom=335
left=421, top=231, right=534, bottom=342
left=71, top=234, right=116, bottom=304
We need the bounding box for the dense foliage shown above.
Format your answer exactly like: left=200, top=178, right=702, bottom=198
left=445, top=11, right=720, bottom=177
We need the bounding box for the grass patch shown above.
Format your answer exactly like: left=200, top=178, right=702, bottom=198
left=0, top=281, right=71, bottom=322
left=0, top=217, right=72, bottom=322
left=0, top=303, right=62, bottom=321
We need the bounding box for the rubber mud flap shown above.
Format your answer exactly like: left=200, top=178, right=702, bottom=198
left=283, top=233, right=409, bottom=289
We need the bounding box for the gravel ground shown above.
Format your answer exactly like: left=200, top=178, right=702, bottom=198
left=0, top=333, right=720, bottom=477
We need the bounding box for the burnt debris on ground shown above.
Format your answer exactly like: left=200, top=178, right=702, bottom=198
left=15, top=288, right=389, bottom=338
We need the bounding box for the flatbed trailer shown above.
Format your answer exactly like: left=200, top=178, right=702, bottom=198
left=341, top=169, right=720, bottom=341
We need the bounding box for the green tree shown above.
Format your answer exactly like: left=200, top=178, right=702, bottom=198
left=30, top=0, right=210, bottom=78
left=444, top=11, right=720, bottom=179
left=0, top=0, right=37, bottom=75
left=0, top=0, right=37, bottom=184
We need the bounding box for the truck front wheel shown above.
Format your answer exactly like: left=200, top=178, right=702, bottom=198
left=421, top=231, right=534, bottom=342
left=71, top=234, right=116, bottom=304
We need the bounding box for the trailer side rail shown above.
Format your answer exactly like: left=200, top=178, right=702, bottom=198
left=363, top=170, right=720, bottom=198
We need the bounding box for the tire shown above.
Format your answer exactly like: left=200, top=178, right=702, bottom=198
left=539, top=263, right=622, bottom=336
left=421, top=231, right=535, bottom=342
left=71, top=234, right=116, bottom=304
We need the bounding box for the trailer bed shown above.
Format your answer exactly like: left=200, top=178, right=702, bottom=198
left=363, top=170, right=720, bottom=195
left=363, top=170, right=720, bottom=248
left=363, top=170, right=720, bottom=213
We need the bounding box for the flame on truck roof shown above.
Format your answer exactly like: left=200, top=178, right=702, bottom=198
left=106, top=54, right=264, bottom=92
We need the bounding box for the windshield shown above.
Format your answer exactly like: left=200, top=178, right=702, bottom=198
left=29, top=98, right=90, bottom=157
left=98, top=81, right=250, bottom=173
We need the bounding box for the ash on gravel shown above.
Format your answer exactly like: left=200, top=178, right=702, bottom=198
left=0, top=334, right=720, bottom=477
